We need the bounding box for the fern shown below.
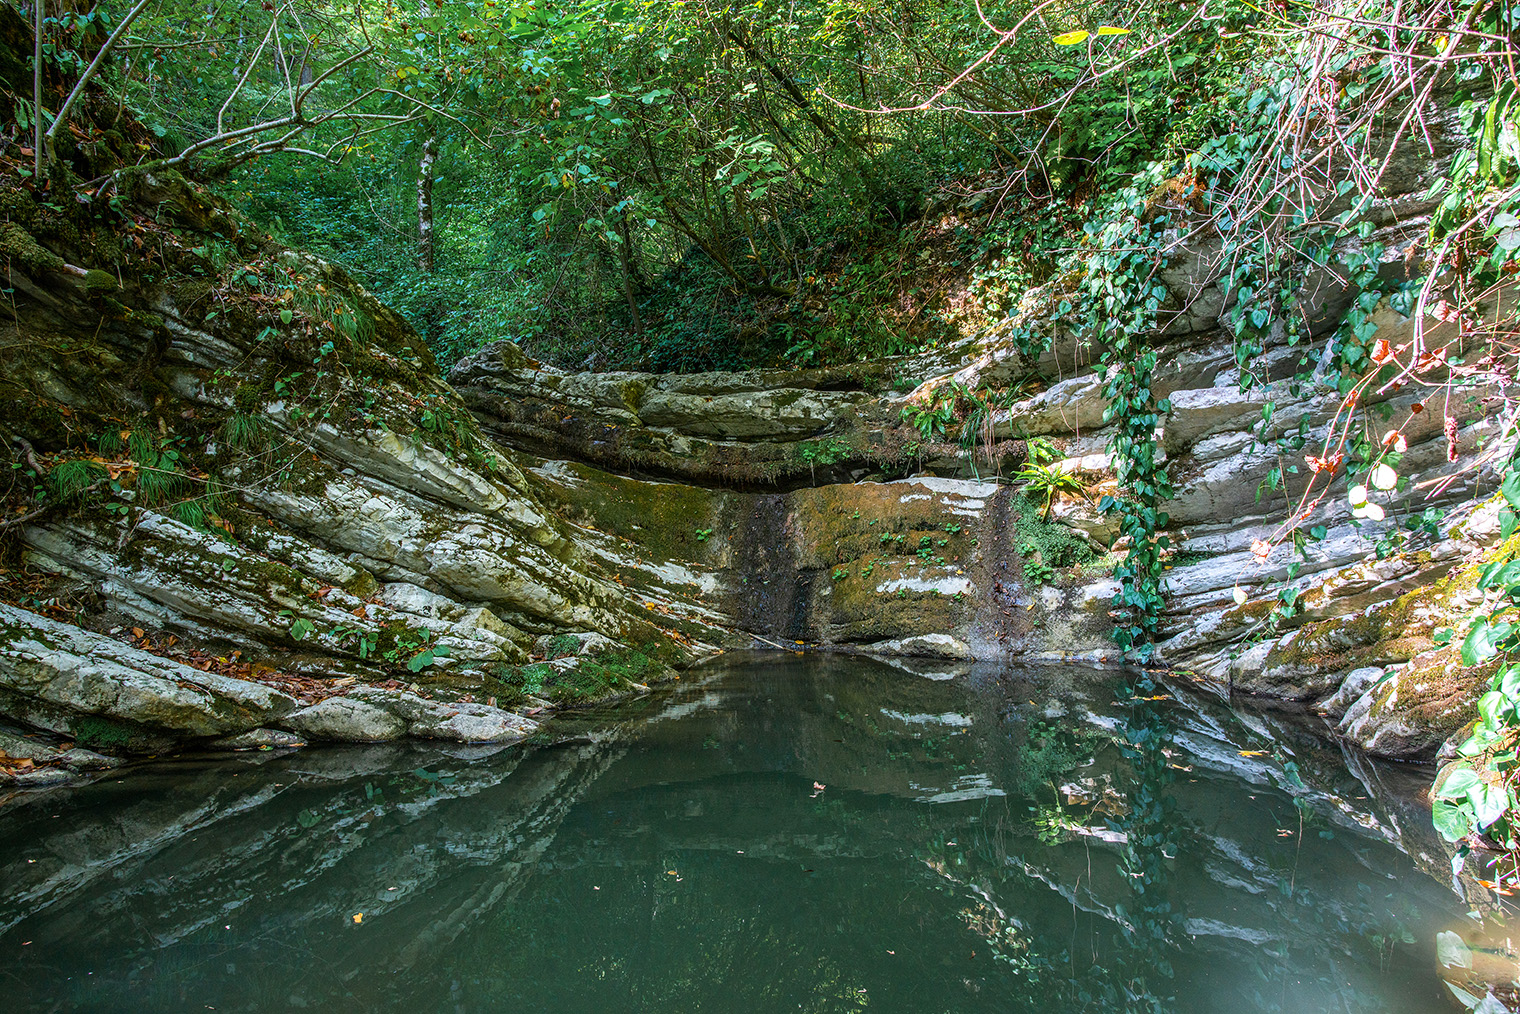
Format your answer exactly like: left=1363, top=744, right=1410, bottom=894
left=1016, top=463, right=1086, bottom=520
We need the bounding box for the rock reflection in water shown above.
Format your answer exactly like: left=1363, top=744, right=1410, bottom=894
left=0, top=654, right=1484, bottom=1012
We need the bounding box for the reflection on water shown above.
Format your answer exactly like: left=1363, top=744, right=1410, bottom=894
left=0, top=654, right=1490, bottom=1012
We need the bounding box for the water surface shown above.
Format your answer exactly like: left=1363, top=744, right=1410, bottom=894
left=0, top=654, right=1481, bottom=1012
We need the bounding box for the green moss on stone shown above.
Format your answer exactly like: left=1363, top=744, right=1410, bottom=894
left=71, top=714, right=138, bottom=748
left=0, top=222, right=65, bottom=273
left=83, top=269, right=117, bottom=293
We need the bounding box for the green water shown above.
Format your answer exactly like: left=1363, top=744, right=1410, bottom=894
left=0, top=654, right=1480, bottom=1012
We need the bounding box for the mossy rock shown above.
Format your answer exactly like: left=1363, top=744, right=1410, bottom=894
left=0, top=222, right=65, bottom=273
left=484, top=647, right=676, bottom=709
left=83, top=269, right=117, bottom=294
left=1344, top=645, right=1498, bottom=758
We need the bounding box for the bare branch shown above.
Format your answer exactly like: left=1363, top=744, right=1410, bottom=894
left=44, top=0, right=157, bottom=166
left=217, top=7, right=284, bottom=136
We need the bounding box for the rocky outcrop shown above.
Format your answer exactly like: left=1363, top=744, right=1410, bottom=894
left=451, top=341, right=917, bottom=488
left=0, top=24, right=715, bottom=763
left=0, top=0, right=1498, bottom=767
left=1, top=178, right=1497, bottom=764
left=0, top=603, right=539, bottom=762
left=435, top=100, right=1503, bottom=762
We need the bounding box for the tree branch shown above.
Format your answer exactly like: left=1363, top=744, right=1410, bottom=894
left=43, top=0, right=156, bottom=166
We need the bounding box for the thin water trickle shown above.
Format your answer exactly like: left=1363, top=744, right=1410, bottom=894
left=0, top=653, right=1490, bottom=1012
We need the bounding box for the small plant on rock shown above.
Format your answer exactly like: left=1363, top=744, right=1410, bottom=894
left=1016, top=462, right=1085, bottom=520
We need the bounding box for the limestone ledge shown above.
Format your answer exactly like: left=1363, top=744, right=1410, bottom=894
left=0, top=602, right=541, bottom=764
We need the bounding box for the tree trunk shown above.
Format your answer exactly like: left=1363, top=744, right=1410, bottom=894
left=614, top=216, right=642, bottom=338
left=33, top=0, right=42, bottom=178
left=416, top=131, right=437, bottom=273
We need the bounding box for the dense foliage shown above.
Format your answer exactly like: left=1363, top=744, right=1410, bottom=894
left=39, top=0, right=1260, bottom=371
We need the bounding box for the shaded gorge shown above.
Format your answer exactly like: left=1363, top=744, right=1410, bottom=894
left=0, top=654, right=1489, bottom=1012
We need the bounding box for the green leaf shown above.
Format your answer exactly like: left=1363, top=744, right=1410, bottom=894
left=1432, top=799, right=1472, bottom=841
left=279, top=309, right=293, bottom=325
left=1096, top=25, right=1132, bottom=35
left=1053, top=29, right=1090, bottom=45
left=408, top=649, right=435, bottom=672
left=1435, top=767, right=1481, bottom=799
left=1472, top=781, right=1509, bottom=828
left=1478, top=689, right=1508, bottom=728
left=1503, top=472, right=1520, bottom=510
left=1462, top=621, right=1499, bottom=666
left=1502, top=663, right=1520, bottom=702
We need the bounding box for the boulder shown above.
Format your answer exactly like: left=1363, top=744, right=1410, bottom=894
left=864, top=633, right=975, bottom=660
left=1338, top=646, right=1490, bottom=759
left=283, top=696, right=407, bottom=743
left=1320, top=666, right=1388, bottom=718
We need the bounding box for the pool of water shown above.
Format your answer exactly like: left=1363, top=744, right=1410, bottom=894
left=0, top=653, right=1490, bottom=1012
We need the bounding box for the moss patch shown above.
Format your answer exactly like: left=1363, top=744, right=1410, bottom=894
left=70, top=714, right=141, bottom=749
left=484, top=647, right=676, bottom=708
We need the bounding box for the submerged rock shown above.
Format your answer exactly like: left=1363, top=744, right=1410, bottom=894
left=207, top=728, right=308, bottom=751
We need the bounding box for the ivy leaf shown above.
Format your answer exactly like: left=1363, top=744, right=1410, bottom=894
left=1462, top=621, right=1499, bottom=666
left=1503, top=663, right=1520, bottom=702
left=1502, top=471, right=1520, bottom=509
left=1432, top=799, right=1471, bottom=842
left=1473, top=781, right=1509, bottom=828
left=1053, top=30, right=1090, bottom=45
left=1435, top=767, right=1481, bottom=799
left=1478, top=690, right=1508, bottom=729
left=279, top=309, right=293, bottom=325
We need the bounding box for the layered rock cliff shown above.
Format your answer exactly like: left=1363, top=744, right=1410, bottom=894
left=0, top=3, right=1503, bottom=774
